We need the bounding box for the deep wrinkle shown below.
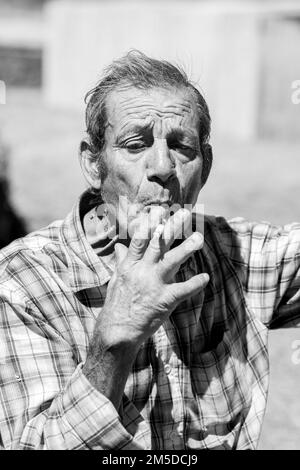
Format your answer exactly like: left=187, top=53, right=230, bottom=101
left=110, top=92, right=200, bottom=160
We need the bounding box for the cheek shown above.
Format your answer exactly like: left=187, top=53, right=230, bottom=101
left=178, top=158, right=203, bottom=202
left=101, top=153, right=144, bottom=200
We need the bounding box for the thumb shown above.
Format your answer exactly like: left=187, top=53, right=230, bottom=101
left=114, top=242, right=128, bottom=265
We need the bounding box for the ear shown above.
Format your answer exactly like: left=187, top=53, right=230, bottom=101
left=201, top=143, right=213, bottom=187
left=79, top=139, right=101, bottom=190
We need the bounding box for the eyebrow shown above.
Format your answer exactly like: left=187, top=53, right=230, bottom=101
left=115, top=123, right=199, bottom=145
left=115, top=124, right=152, bottom=144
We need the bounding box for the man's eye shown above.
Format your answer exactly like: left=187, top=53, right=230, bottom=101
left=170, top=144, right=196, bottom=158
left=125, top=142, right=146, bottom=153
left=169, top=141, right=191, bottom=151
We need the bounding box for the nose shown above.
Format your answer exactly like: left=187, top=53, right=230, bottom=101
left=146, top=139, right=176, bottom=184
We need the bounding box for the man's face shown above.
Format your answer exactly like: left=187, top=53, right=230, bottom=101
left=99, top=86, right=204, bottom=237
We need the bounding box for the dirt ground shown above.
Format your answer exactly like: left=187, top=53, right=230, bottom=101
left=1, top=88, right=300, bottom=449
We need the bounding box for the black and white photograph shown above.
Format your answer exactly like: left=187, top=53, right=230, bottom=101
left=0, top=0, right=300, bottom=452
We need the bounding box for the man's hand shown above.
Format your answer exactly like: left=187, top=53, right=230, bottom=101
left=83, top=208, right=209, bottom=410
left=99, top=207, right=209, bottom=348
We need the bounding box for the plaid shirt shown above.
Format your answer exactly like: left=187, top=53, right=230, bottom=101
left=0, top=193, right=300, bottom=450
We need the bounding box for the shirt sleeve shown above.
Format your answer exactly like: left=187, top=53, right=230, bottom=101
left=0, top=295, right=150, bottom=450
left=224, top=218, right=300, bottom=329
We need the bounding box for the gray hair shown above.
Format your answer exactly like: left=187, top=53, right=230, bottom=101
left=83, top=50, right=211, bottom=164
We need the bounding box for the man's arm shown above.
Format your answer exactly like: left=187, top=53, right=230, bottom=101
left=83, top=208, right=209, bottom=410
left=0, top=208, right=208, bottom=449
left=0, top=295, right=149, bottom=450
left=82, top=332, right=137, bottom=412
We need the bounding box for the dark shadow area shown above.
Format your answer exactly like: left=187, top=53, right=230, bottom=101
left=0, top=141, right=27, bottom=249
left=0, top=178, right=27, bottom=249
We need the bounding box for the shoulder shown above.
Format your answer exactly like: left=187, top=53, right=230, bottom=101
left=197, top=212, right=300, bottom=243
left=0, top=219, right=66, bottom=300
left=198, top=213, right=300, bottom=265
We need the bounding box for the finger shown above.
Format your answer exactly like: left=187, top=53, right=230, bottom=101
left=169, top=273, right=210, bottom=303
left=143, top=223, right=165, bottom=263
left=160, top=232, right=204, bottom=277
left=114, top=242, right=128, bottom=265
left=162, top=208, right=193, bottom=251
left=127, top=208, right=166, bottom=261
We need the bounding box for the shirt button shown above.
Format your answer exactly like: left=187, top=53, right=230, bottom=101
left=177, top=422, right=184, bottom=437
left=164, top=364, right=172, bottom=374
left=169, top=430, right=178, bottom=442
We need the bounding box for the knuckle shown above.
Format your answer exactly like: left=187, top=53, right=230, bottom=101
left=131, top=235, right=146, bottom=250
left=176, top=208, right=192, bottom=224
left=175, top=207, right=189, bottom=217
left=180, top=208, right=191, bottom=218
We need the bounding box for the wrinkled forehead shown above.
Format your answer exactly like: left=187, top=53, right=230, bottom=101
left=105, top=86, right=200, bottom=132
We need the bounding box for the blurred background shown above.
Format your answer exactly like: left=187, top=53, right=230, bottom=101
left=0, top=0, right=300, bottom=449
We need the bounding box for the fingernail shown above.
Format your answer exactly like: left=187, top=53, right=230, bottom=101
left=189, top=232, right=203, bottom=247
left=153, top=223, right=165, bottom=239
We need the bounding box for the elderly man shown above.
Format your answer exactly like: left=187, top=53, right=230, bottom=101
left=0, top=51, right=299, bottom=450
